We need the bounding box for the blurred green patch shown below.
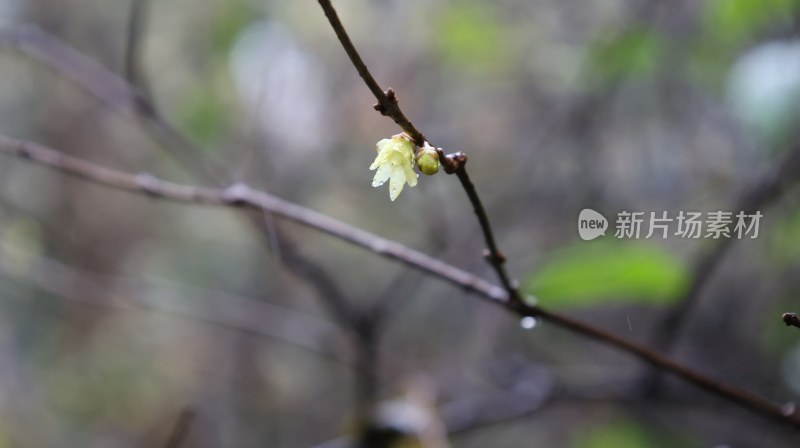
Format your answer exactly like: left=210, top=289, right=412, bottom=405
left=687, top=0, right=800, bottom=91
left=767, top=209, right=800, bottom=268
left=703, top=0, right=800, bottom=46
left=46, top=346, right=158, bottom=425
left=587, top=26, right=665, bottom=85
left=437, top=2, right=507, bottom=73
left=0, top=422, right=9, bottom=448
left=178, top=80, right=230, bottom=145
left=571, top=418, right=697, bottom=448
left=212, top=1, right=259, bottom=56
left=525, top=240, right=688, bottom=309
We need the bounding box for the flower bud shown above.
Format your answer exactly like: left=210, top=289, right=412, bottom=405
left=415, top=146, right=440, bottom=176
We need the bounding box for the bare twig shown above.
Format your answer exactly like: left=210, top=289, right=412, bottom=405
left=0, top=25, right=387, bottom=428
left=1, top=135, right=799, bottom=428
left=0, top=134, right=505, bottom=301
left=316, top=0, right=522, bottom=304
left=313, top=0, right=800, bottom=428
left=783, top=312, right=800, bottom=329
left=315, top=2, right=425, bottom=147
left=2, top=5, right=799, bottom=430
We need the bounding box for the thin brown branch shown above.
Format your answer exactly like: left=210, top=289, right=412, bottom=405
left=315, top=1, right=425, bottom=147
left=0, top=134, right=505, bottom=302
left=0, top=23, right=372, bottom=334
left=1, top=135, right=799, bottom=428
left=454, top=168, right=516, bottom=296
left=313, top=0, right=800, bottom=428
left=0, top=25, right=387, bottom=425
left=783, top=312, right=800, bottom=329
left=316, top=0, right=522, bottom=304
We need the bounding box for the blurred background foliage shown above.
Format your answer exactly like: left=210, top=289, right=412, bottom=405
left=0, top=0, right=799, bottom=446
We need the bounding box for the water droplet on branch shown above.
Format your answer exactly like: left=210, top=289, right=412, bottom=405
left=520, top=316, right=538, bottom=330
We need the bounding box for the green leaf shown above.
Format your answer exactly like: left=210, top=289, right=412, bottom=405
left=525, top=240, right=688, bottom=309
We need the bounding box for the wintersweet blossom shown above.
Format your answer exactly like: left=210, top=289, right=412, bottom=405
left=370, top=134, right=418, bottom=201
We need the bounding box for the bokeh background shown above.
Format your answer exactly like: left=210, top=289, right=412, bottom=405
left=1, top=0, right=800, bottom=446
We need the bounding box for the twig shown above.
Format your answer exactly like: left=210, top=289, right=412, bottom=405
left=783, top=313, right=800, bottom=329
left=0, top=20, right=376, bottom=341
left=0, top=134, right=505, bottom=301
left=313, top=0, right=800, bottom=428
left=316, top=0, right=522, bottom=305
left=123, top=0, right=152, bottom=98
left=0, top=25, right=387, bottom=427
left=315, top=1, right=425, bottom=147
left=1, top=135, right=799, bottom=428
left=162, top=409, right=194, bottom=448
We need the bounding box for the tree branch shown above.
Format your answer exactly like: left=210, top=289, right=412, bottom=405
left=316, top=0, right=522, bottom=305
left=1, top=134, right=799, bottom=428
left=0, top=134, right=505, bottom=302
left=0, top=25, right=387, bottom=428
left=313, top=0, right=800, bottom=429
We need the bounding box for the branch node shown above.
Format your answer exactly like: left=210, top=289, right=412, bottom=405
left=783, top=312, right=800, bottom=328
left=373, top=88, right=399, bottom=117
left=442, top=152, right=468, bottom=174
left=222, top=182, right=252, bottom=206
left=482, top=248, right=506, bottom=265
left=782, top=402, right=796, bottom=417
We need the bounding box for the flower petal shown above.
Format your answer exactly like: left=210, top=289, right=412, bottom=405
left=403, top=162, right=418, bottom=187
left=372, top=162, right=392, bottom=187
left=376, top=139, right=392, bottom=154
left=389, top=166, right=406, bottom=201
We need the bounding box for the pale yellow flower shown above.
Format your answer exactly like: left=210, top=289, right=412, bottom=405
left=370, top=134, right=418, bottom=201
